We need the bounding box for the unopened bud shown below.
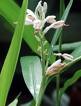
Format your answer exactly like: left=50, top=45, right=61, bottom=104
left=46, top=59, right=65, bottom=76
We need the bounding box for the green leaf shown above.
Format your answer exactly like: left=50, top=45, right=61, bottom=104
left=59, top=44, right=81, bottom=96
left=54, top=0, right=73, bottom=45
left=20, top=56, right=42, bottom=100
left=0, top=0, right=20, bottom=25
left=8, top=98, right=18, bottom=106
left=53, top=41, right=81, bottom=52
left=60, top=69, right=81, bottom=97
left=23, top=25, right=39, bottom=52
left=59, top=0, right=65, bottom=18
left=0, top=0, right=28, bottom=105
left=71, top=45, right=81, bottom=58
left=59, top=45, right=81, bottom=97
left=47, top=0, right=73, bottom=60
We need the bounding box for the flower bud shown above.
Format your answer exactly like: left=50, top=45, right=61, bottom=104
left=46, top=59, right=65, bottom=76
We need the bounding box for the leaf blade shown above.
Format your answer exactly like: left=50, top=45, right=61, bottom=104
left=60, top=69, right=81, bottom=97
left=47, top=0, right=73, bottom=61
left=20, top=56, right=42, bottom=100
left=0, top=0, right=28, bottom=105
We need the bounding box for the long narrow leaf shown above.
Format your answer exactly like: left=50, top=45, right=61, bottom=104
left=53, top=41, right=81, bottom=51
left=0, top=0, right=20, bottom=25
left=59, top=44, right=81, bottom=97
left=53, top=0, right=73, bottom=45
left=71, top=45, right=81, bottom=58
left=47, top=0, right=73, bottom=60
left=0, top=0, right=28, bottom=105
left=60, top=69, right=81, bottom=97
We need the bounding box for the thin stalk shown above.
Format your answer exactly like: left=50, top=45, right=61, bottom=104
left=56, top=74, right=60, bottom=106
left=36, top=77, right=47, bottom=106
left=39, top=31, right=45, bottom=75
left=56, top=38, right=61, bottom=106
left=56, top=0, right=65, bottom=106
left=36, top=32, right=46, bottom=106
left=56, top=28, right=62, bottom=106
left=41, top=37, right=45, bottom=76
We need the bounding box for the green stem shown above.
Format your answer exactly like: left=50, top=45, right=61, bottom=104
left=36, top=32, right=46, bottom=106
left=56, top=30, right=61, bottom=106
left=36, top=77, right=47, bottom=106
left=56, top=74, right=60, bottom=106
left=56, top=0, right=65, bottom=106
left=39, top=32, right=45, bottom=76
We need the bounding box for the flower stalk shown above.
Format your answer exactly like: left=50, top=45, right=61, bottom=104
left=25, top=1, right=66, bottom=106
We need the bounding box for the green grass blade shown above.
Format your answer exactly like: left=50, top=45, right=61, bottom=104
left=0, top=0, right=28, bottom=105
left=59, top=45, right=81, bottom=97
left=53, top=0, right=73, bottom=45
left=53, top=41, right=81, bottom=51
left=59, top=0, right=65, bottom=18
left=47, top=0, right=73, bottom=61
left=60, top=69, right=81, bottom=97
left=71, top=45, right=81, bottom=58
left=0, top=0, right=20, bottom=25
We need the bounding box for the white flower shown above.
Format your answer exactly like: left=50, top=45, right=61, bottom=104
left=62, top=53, right=74, bottom=61
left=25, top=1, right=65, bottom=33
left=54, top=53, right=74, bottom=61
left=43, top=20, right=65, bottom=34
left=46, top=59, right=65, bottom=76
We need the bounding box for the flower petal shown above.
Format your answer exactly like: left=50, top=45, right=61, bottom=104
left=26, top=9, right=37, bottom=19
left=35, top=1, right=43, bottom=19
left=35, top=1, right=47, bottom=20
left=45, top=16, right=56, bottom=24
left=47, top=59, right=61, bottom=71
left=52, top=20, right=64, bottom=28
left=46, top=59, right=65, bottom=76
left=43, top=20, right=64, bottom=34
left=33, top=20, right=42, bottom=31
left=62, top=53, right=74, bottom=61
left=43, top=2, right=47, bottom=15
left=25, top=18, right=33, bottom=25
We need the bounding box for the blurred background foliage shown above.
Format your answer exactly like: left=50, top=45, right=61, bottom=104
left=0, top=0, right=81, bottom=106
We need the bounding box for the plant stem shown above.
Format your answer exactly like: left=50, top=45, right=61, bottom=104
left=56, top=0, right=65, bottom=106
left=36, top=77, right=47, bottom=106
left=56, top=29, right=62, bottom=106
left=36, top=32, right=46, bottom=106
left=56, top=74, right=60, bottom=106
left=39, top=32, right=45, bottom=76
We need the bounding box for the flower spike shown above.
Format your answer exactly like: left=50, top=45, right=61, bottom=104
left=25, top=1, right=65, bottom=33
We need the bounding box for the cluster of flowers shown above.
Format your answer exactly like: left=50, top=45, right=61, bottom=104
left=25, top=1, right=65, bottom=34
left=25, top=1, right=73, bottom=76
